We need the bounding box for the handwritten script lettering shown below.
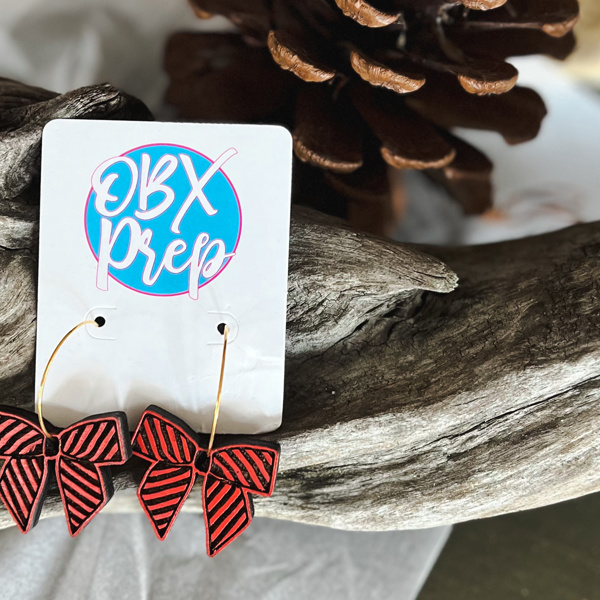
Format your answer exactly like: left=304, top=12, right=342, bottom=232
left=89, top=147, right=238, bottom=299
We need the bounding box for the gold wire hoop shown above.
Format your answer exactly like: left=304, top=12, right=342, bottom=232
left=37, top=319, right=100, bottom=439
left=207, top=324, right=229, bottom=455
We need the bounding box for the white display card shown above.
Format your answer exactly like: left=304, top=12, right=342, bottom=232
left=36, top=120, right=292, bottom=434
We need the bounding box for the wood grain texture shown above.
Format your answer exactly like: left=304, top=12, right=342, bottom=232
left=0, top=81, right=151, bottom=204
left=4, top=199, right=600, bottom=531
left=0, top=81, right=598, bottom=533
left=262, top=220, right=600, bottom=530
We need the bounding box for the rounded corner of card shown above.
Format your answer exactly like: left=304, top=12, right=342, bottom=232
left=268, top=125, right=293, bottom=150
left=270, top=413, right=283, bottom=433
left=42, top=118, right=67, bottom=139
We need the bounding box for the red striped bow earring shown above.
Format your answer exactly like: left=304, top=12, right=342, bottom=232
left=0, top=319, right=132, bottom=535
left=131, top=325, right=280, bottom=557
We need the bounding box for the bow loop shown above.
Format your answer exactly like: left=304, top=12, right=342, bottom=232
left=58, top=412, right=131, bottom=465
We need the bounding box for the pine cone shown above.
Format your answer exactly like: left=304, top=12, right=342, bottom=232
left=167, top=0, right=579, bottom=234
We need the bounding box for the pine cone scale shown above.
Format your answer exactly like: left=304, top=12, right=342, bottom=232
left=353, top=86, right=456, bottom=169
left=268, top=30, right=336, bottom=82
left=405, top=80, right=546, bottom=144
left=448, top=29, right=576, bottom=60
left=464, top=0, right=579, bottom=37
left=293, top=85, right=364, bottom=173
left=334, top=0, right=404, bottom=28
left=350, top=50, right=427, bottom=93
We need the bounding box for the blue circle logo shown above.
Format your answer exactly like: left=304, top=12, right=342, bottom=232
left=85, top=144, right=241, bottom=299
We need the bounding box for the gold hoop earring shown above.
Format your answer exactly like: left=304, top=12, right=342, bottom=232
left=131, top=324, right=281, bottom=556
left=0, top=318, right=132, bottom=535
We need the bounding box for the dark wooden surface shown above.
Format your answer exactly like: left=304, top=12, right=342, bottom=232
left=419, top=492, right=600, bottom=600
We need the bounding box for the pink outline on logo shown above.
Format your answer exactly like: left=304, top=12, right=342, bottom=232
left=84, top=142, right=243, bottom=298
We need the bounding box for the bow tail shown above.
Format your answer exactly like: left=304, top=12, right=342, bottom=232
left=56, top=457, right=113, bottom=536
left=138, top=462, right=196, bottom=540
left=202, top=474, right=253, bottom=557
left=0, top=456, right=48, bottom=533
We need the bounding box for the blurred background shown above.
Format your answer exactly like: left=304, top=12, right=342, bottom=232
left=0, top=0, right=599, bottom=598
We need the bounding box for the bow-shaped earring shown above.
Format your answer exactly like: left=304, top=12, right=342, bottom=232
left=0, top=319, right=132, bottom=535
left=132, top=325, right=280, bottom=556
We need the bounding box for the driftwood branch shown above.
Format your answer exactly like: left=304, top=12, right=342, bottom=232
left=1, top=81, right=599, bottom=533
